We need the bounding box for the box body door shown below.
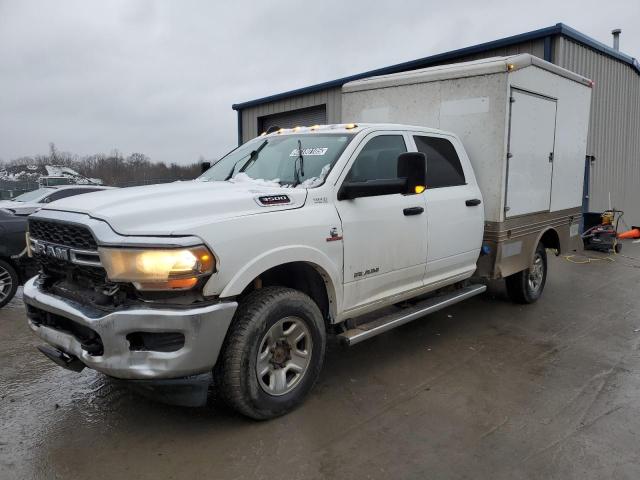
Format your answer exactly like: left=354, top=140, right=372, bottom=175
left=506, top=89, right=557, bottom=217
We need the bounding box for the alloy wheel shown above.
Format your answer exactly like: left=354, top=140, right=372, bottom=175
left=0, top=265, right=13, bottom=304
left=527, top=252, right=545, bottom=292
left=256, top=316, right=313, bottom=396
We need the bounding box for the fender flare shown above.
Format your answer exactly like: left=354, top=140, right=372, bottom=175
left=531, top=227, right=561, bottom=263
left=218, top=245, right=342, bottom=318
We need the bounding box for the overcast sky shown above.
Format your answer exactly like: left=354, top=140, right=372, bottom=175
left=0, top=0, right=638, bottom=165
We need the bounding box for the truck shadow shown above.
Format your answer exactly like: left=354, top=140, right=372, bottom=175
left=43, top=289, right=522, bottom=425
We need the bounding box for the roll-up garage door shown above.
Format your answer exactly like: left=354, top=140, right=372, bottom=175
left=258, top=105, right=327, bottom=133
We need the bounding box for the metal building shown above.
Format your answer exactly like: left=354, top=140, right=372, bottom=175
left=232, top=23, right=640, bottom=224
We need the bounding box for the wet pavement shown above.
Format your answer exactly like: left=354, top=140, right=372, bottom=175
left=2, top=246, right=640, bottom=479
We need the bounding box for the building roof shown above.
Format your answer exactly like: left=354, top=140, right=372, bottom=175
left=232, top=23, right=639, bottom=111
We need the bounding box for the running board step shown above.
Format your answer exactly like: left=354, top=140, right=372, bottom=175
left=338, top=284, right=487, bottom=346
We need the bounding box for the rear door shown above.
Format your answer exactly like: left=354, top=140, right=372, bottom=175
left=410, top=134, right=484, bottom=285
left=505, top=89, right=557, bottom=217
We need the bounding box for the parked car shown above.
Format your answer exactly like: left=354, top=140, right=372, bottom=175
left=0, top=185, right=116, bottom=216
left=0, top=210, right=39, bottom=308
left=23, top=55, right=592, bottom=418
left=0, top=185, right=117, bottom=308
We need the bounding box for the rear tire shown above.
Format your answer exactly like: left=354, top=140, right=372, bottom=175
left=215, top=287, right=326, bottom=420
left=505, top=243, right=547, bottom=304
left=0, top=259, right=18, bottom=309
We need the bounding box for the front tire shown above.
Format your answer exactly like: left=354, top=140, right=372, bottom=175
left=505, top=243, right=547, bottom=304
left=215, top=287, right=326, bottom=420
left=0, top=259, right=18, bottom=309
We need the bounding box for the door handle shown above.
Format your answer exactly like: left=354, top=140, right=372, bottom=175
left=465, top=199, right=482, bottom=206
left=403, top=206, right=424, bottom=216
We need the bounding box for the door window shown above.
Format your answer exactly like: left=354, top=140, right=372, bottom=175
left=413, top=136, right=465, bottom=188
left=346, top=135, right=407, bottom=182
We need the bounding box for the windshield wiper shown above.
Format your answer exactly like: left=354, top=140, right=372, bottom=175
left=292, top=139, right=305, bottom=187
left=239, top=140, right=268, bottom=174
left=224, top=140, right=268, bottom=181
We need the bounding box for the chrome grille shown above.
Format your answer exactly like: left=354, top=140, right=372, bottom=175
left=29, top=219, right=98, bottom=250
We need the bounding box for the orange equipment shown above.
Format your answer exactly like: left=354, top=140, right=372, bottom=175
left=618, top=227, right=640, bottom=240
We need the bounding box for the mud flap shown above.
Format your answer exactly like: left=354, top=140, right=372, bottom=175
left=37, top=345, right=86, bottom=372
left=123, top=373, right=212, bottom=408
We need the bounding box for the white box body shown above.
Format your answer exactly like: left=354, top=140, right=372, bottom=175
left=342, top=54, right=593, bottom=223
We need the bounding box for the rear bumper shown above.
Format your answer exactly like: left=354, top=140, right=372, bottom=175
left=23, top=277, right=237, bottom=380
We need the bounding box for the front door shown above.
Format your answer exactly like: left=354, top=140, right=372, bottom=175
left=506, top=89, right=557, bottom=217
left=335, top=132, right=428, bottom=313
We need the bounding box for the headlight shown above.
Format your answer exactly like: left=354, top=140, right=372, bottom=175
left=99, top=245, right=215, bottom=291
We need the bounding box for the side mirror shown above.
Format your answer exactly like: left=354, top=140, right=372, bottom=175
left=201, top=161, right=211, bottom=174
left=337, top=151, right=427, bottom=200
left=338, top=178, right=408, bottom=200
left=397, top=152, right=427, bottom=194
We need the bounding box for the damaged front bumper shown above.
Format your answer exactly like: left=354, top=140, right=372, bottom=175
left=23, top=277, right=237, bottom=384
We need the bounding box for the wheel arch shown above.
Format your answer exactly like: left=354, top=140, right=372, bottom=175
left=218, top=246, right=342, bottom=322
left=535, top=227, right=561, bottom=259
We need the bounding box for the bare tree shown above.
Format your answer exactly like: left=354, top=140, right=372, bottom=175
left=1, top=146, right=202, bottom=187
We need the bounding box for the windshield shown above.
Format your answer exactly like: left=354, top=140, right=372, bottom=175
left=41, top=177, right=74, bottom=186
left=11, top=188, right=54, bottom=202
left=199, top=134, right=354, bottom=188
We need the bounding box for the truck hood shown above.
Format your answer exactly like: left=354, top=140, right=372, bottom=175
left=42, top=180, right=308, bottom=236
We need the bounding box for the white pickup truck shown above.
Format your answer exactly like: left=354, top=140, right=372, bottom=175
left=24, top=55, right=592, bottom=419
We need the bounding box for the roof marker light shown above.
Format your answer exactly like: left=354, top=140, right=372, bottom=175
left=310, top=125, right=321, bottom=131
left=507, top=63, right=515, bottom=71
left=345, top=123, right=357, bottom=130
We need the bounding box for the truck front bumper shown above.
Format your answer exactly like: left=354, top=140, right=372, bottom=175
left=23, top=277, right=237, bottom=381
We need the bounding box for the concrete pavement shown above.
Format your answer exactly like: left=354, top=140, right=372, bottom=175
left=1, top=247, right=640, bottom=479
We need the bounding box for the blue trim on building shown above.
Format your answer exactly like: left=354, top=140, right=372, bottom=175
left=581, top=156, right=591, bottom=232
left=543, top=36, right=552, bottom=62
left=236, top=110, right=243, bottom=146
left=232, top=23, right=639, bottom=113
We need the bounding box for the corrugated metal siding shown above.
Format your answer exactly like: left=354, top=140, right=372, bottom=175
left=558, top=37, right=640, bottom=225
left=241, top=87, right=342, bottom=141
left=430, top=39, right=547, bottom=64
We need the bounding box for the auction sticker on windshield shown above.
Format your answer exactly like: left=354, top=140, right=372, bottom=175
left=290, top=148, right=328, bottom=156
